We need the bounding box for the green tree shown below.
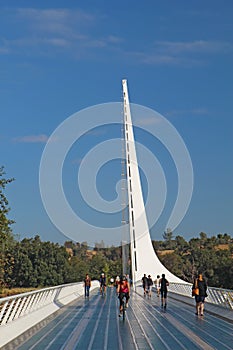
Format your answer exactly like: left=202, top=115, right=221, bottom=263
left=174, top=235, right=188, bottom=254
left=163, top=228, right=174, bottom=249
left=69, top=256, right=90, bottom=282
left=0, top=166, right=15, bottom=290
left=199, top=232, right=207, bottom=247
left=9, top=236, right=71, bottom=288
left=89, top=253, right=106, bottom=279
left=159, top=252, right=184, bottom=279
left=152, top=240, right=164, bottom=251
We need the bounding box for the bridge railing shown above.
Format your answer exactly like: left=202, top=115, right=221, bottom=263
left=0, top=281, right=99, bottom=327
left=1, top=280, right=232, bottom=348
left=168, top=282, right=233, bottom=310
left=134, top=280, right=233, bottom=310
left=0, top=280, right=99, bottom=348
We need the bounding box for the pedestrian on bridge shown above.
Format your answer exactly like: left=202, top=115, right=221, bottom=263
left=147, top=275, right=153, bottom=298
left=159, top=274, right=169, bottom=309
left=84, top=273, right=91, bottom=298
left=154, top=275, right=160, bottom=297
left=192, top=273, right=208, bottom=316
left=142, top=274, right=148, bottom=296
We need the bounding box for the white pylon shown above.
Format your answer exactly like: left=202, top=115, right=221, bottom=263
left=122, top=79, right=186, bottom=284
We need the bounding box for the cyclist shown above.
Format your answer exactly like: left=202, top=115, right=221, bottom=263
left=117, top=275, right=130, bottom=317
left=115, top=275, right=120, bottom=294
left=99, top=273, right=107, bottom=295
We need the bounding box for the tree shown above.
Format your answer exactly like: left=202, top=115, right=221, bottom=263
left=159, top=253, right=184, bottom=279
left=174, top=235, right=188, bottom=254
left=0, top=166, right=15, bottom=237
left=199, top=232, right=207, bottom=246
left=152, top=240, right=164, bottom=251
left=0, top=166, right=15, bottom=290
left=163, top=228, right=174, bottom=249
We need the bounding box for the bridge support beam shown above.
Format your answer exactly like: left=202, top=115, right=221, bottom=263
left=122, top=79, right=185, bottom=285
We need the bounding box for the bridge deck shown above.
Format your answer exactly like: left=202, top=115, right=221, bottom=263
left=3, top=287, right=233, bottom=350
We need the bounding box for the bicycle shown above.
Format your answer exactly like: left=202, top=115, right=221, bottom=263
left=100, top=285, right=106, bottom=297
left=119, top=293, right=127, bottom=321
left=122, top=295, right=126, bottom=321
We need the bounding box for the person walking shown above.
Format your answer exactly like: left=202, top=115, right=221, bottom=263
left=147, top=275, right=153, bottom=298
left=154, top=275, right=160, bottom=297
left=159, top=274, right=169, bottom=309
left=84, top=273, right=91, bottom=298
left=142, top=274, right=148, bottom=296
left=192, top=273, right=208, bottom=316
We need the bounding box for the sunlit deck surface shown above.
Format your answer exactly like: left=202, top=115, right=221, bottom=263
left=3, top=286, right=233, bottom=350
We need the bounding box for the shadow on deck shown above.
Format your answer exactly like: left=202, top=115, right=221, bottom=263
left=2, top=286, right=233, bottom=350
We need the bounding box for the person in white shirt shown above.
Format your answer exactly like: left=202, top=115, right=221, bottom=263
left=154, top=275, right=160, bottom=297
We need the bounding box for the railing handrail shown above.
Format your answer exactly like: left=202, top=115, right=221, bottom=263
left=163, top=282, right=233, bottom=310
left=0, top=280, right=100, bottom=327
left=169, top=282, right=233, bottom=294
left=134, top=280, right=233, bottom=310
left=0, top=281, right=81, bottom=304
left=0, top=281, right=99, bottom=348
left=0, top=280, right=232, bottom=348
left=1, top=281, right=232, bottom=331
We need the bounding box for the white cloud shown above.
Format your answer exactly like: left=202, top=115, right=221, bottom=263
left=126, top=39, right=233, bottom=67
left=15, top=8, right=94, bottom=35
left=0, top=8, right=123, bottom=57
left=44, top=38, right=71, bottom=48
left=165, top=108, right=209, bottom=117
left=1, top=8, right=232, bottom=66
left=0, top=47, right=9, bottom=54
left=137, top=117, right=162, bottom=126
left=13, top=134, right=49, bottom=143
left=154, top=40, right=233, bottom=54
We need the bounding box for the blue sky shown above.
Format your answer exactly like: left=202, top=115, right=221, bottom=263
left=1, top=1, right=232, bottom=246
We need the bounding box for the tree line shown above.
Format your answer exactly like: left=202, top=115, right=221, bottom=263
left=0, top=166, right=232, bottom=292
left=1, top=235, right=122, bottom=289
left=153, top=230, right=233, bottom=289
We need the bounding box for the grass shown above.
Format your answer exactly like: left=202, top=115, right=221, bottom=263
left=0, top=287, right=38, bottom=298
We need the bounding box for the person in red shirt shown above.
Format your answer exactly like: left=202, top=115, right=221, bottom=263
left=117, top=275, right=130, bottom=317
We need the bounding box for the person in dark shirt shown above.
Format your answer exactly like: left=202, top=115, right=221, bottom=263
left=159, top=274, right=169, bottom=309
left=99, top=273, right=107, bottom=295
left=192, top=273, right=208, bottom=316
left=142, top=274, right=148, bottom=296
